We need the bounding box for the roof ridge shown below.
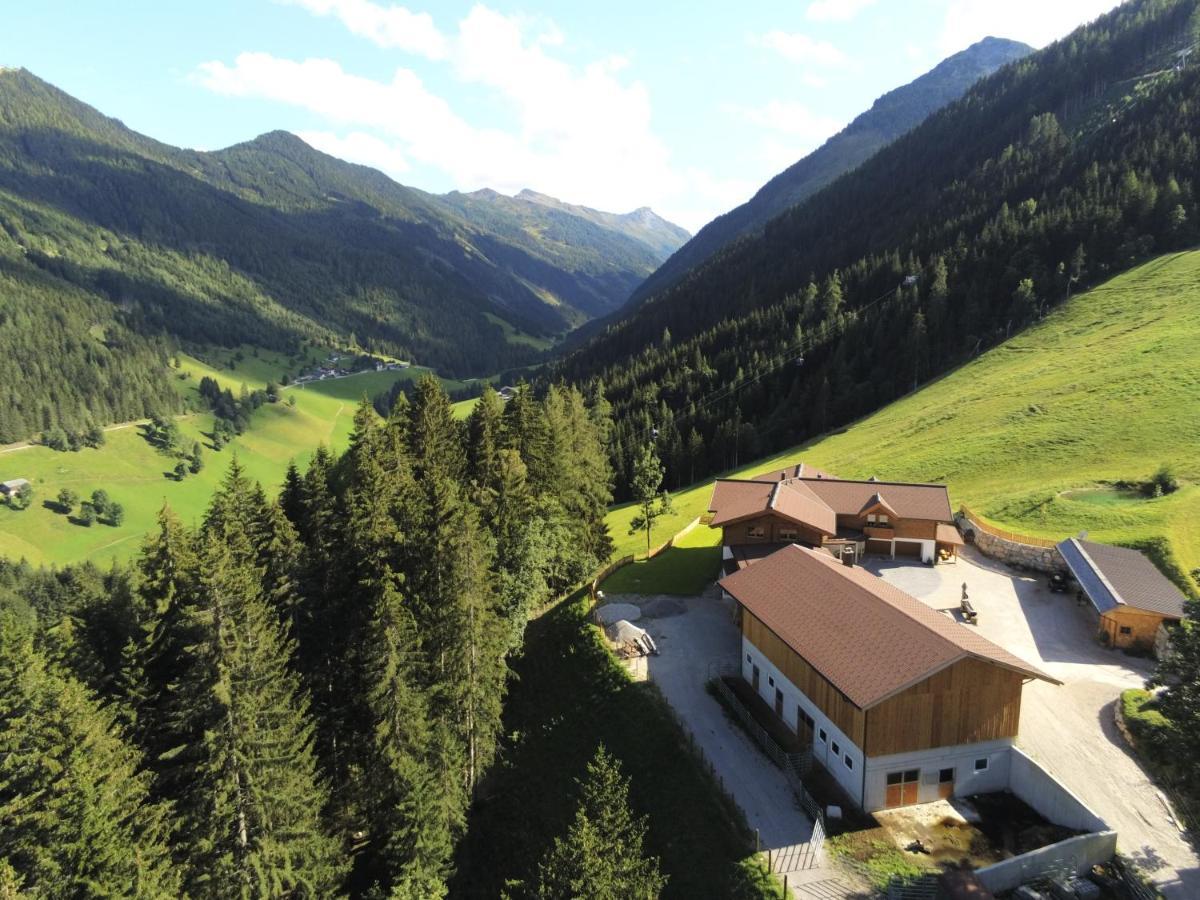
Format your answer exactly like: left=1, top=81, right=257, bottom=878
left=798, top=477, right=946, bottom=489
left=768, top=482, right=780, bottom=510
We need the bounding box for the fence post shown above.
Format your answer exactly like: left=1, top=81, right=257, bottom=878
left=756, top=829, right=760, bottom=853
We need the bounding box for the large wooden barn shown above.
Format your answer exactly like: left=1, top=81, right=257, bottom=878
left=1057, top=537, right=1187, bottom=651
left=719, top=545, right=1059, bottom=811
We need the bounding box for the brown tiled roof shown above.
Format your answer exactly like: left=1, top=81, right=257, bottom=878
left=1059, top=539, right=1187, bottom=619
left=858, top=492, right=899, bottom=518
left=800, top=478, right=953, bottom=522
left=753, top=462, right=838, bottom=482
left=708, top=479, right=836, bottom=535
left=936, top=523, right=965, bottom=546
left=720, top=545, right=1058, bottom=709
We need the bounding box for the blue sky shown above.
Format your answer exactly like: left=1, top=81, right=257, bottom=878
left=5, top=0, right=1120, bottom=231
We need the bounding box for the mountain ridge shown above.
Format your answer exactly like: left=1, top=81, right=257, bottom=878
left=625, top=36, right=1033, bottom=310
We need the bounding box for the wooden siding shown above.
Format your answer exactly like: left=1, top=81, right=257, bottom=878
left=741, top=609, right=866, bottom=746
left=835, top=515, right=939, bottom=540
left=723, top=515, right=827, bottom=547
left=1101, top=607, right=1174, bottom=650
left=863, top=658, right=1024, bottom=757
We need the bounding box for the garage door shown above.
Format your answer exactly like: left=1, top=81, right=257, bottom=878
left=866, top=539, right=891, bottom=555
left=894, top=541, right=923, bottom=558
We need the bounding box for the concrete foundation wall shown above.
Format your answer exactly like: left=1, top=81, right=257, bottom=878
left=956, top=512, right=1066, bottom=574
left=862, top=740, right=1014, bottom=811
left=1009, top=746, right=1109, bottom=832
left=975, top=831, right=1118, bottom=894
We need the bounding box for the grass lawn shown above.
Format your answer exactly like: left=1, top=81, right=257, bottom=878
left=451, top=589, right=778, bottom=899
left=600, top=524, right=721, bottom=596
left=483, top=311, right=556, bottom=351
left=605, top=250, right=1200, bottom=592
left=0, top=343, right=497, bottom=568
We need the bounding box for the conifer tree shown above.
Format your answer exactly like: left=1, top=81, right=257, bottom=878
left=149, top=464, right=345, bottom=898
left=407, top=376, right=466, bottom=483
left=0, top=614, right=182, bottom=898
left=535, top=746, right=666, bottom=900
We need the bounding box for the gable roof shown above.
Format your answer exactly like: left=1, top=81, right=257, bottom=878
left=858, top=492, right=899, bottom=518
left=720, top=545, right=1058, bottom=709
left=753, top=462, right=838, bottom=483
left=1057, top=538, right=1188, bottom=619
left=708, top=479, right=837, bottom=535
left=799, top=478, right=953, bottom=522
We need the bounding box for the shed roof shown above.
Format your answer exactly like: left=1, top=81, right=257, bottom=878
left=936, top=523, right=965, bottom=546
left=1057, top=538, right=1187, bottom=619
left=0, top=478, right=29, bottom=491
left=720, top=545, right=1058, bottom=709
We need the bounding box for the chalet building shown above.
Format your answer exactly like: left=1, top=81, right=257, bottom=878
left=709, top=464, right=963, bottom=569
left=720, top=545, right=1059, bottom=811
left=0, top=478, right=29, bottom=497
left=1057, top=538, right=1187, bottom=651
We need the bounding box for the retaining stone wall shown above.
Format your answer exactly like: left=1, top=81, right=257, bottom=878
left=955, top=512, right=1067, bottom=574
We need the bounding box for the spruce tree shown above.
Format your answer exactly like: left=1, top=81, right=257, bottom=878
left=535, top=746, right=666, bottom=900
left=0, top=614, right=182, bottom=898
left=149, top=465, right=345, bottom=898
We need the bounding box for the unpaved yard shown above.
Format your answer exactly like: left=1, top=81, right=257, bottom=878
left=864, top=548, right=1200, bottom=899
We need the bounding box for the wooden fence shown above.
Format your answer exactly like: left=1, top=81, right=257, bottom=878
left=959, top=505, right=1058, bottom=549
left=589, top=515, right=704, bottom=604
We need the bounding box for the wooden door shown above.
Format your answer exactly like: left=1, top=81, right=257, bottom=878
left=885, top=769, right=921, bottom=808
left=797, top=707, right=814, bottom=745
left=937, top=767, right=954, bottom=800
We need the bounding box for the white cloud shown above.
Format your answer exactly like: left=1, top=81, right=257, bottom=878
left=279, top=0, right=447, bottom=58
left=727, top=100, right=844, bottom=172
left=296, top=130, right=411, bottom=175
left=751, top=29, right=845, bottom=67
left=938, top=0, right=1120, bottom=54
left=806, top=0, right=875, bottom=23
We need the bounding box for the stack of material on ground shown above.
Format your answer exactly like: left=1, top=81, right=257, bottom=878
left=603, top=619, right=658, bottom=657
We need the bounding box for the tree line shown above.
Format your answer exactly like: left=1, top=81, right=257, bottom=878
left=0, top=377, right=648, bottom=898
left=556, top=0, right=1200, bottom=498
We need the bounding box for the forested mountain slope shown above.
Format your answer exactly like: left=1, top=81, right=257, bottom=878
left=0, top=69, right=683, bottom=441
left=627, top=36, right=1032, bottom=308
left=558, top=0, right=1200, bottom=496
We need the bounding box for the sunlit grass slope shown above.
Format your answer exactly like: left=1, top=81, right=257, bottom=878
left=606, top=251, right=1200, bottom=590
left=0, top=348, right=461, bottom=567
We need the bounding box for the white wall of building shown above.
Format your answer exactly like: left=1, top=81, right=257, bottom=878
left=742, top=636, right=865, bottom=802
left=862, top=739, right=1014, bottom=812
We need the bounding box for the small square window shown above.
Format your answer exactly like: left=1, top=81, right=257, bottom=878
left=867, top=513, right=877, bottom=523
left=831, top=741, right=841, bottom=756
left=768, top=676, right=775, bottom=687
left=746, top=653, right=752, bottom=662
left=748, top=526, right=766, bottom=538
left=818, top=729, right=827, bottom=743
left=939, top=768, right=954, bottom=784
left=780, top=529, right=797, bottom=540
left=974, top=758, right=989, bottom=772
left=879, top=514, right=890, bottom=524
left=844, top=754, right=854, bottom=770
left=1119, top=626, right=1133, bottom=635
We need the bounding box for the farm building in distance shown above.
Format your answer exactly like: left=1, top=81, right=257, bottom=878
left=719, top=544, right=1060, bottom=811
left=1057, top=537, right=1188, bottom=650
left=0, top=478, right=29, bottom=497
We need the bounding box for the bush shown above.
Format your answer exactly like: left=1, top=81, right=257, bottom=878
left=1144, top=465, right=1179, bottom=497
left=1121, top=688, right=1171, bottom=758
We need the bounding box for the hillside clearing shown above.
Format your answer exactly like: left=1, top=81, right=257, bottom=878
left=0, top=348, right=462, bottom=567
left=606, top=250, right=1200, bottom=591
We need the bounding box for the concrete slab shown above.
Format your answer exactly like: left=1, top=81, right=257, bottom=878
left=862, top=548, right=1200, bottom=899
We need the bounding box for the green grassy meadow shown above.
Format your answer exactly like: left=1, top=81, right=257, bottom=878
left=605, top=251, right=1200, bottom=592
left=0, top=349, right=465, bottom=567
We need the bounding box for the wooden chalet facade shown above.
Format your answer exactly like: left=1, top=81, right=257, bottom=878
left=709, top=463, right=963, bottom=569
left=721, top=545, right=1058, bottom=811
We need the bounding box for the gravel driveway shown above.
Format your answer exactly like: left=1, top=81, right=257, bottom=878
left=863, top=548, right=1200, bottom=899
left=603, top=591, right=818, bottom=870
